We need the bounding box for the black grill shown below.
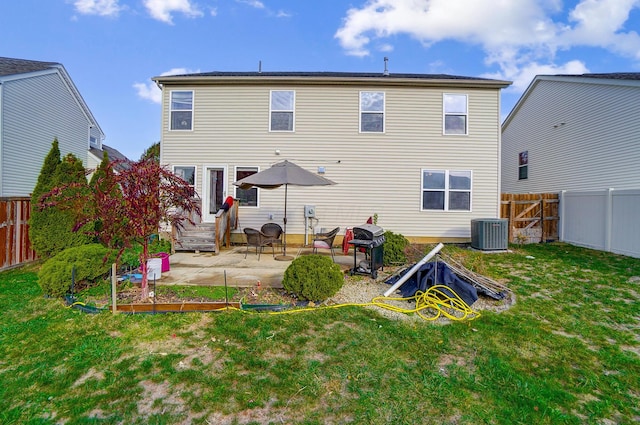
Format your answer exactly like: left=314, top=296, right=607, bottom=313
left=348, top=224, right=385, bottom=279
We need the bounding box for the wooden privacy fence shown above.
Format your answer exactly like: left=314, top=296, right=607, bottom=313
left=501, top=193, right=559, bottom=244
left=1, top=197, right=37, bottom=270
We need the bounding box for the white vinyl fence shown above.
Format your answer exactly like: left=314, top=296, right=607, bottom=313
left=559, top=189, right=640, bottom=259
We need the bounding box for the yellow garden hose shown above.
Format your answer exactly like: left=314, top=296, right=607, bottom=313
left=240, top=284, right=480, bottom=322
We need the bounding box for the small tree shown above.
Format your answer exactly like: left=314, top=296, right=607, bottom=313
left=30, top=145, right=93, bottom=257
left=140, top=141, right=160, bottom=163
left=41, top=157, right=199, bottom=299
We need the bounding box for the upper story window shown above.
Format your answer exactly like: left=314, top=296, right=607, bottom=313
left=443, top=94, right=468, bottom=135
left=360, top=91, right=385, bottom=132
left=270, top=90, right=295, bottom=131
left=519, top=151, right=528, bottom=180
left=235, top=166, right=259, bottom=207
left=421, top=169, right=472, bottom=211
left=170, top=91, right=193, bottom=131
left=173, top=165, right=196, bottom=196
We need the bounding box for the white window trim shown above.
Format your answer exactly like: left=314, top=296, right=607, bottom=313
left=234, top=165, right=260, bottom=208
left=442, top=93, right=468, bottom=136
left=172, top=165, right=197, bottom=196
left=359, top=91, right=385, bottom=133
left=269, top=90, right=295, bottom=132
left=421, top=169, right=473, bottom=212
left=170, top=90, right=194, bottom=131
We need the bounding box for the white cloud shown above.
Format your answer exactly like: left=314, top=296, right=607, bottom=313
left=143, top=0, right=203, bottom=24
left=134, top=68, right=200, bottom=104
left=483, top=60, right=590, bottom=92
left=236, top=0, right=266, bottom=9
left=276, top=10, right=292, bottom=18
left=335, top=0, right=640, bottom=82
left=236, top=0, right=291, bottom=18
left=335, top=0, right=562, bottom=57
left=560, top=0, right=640, bottom=59
left=74, top=0, right=122, bottom=16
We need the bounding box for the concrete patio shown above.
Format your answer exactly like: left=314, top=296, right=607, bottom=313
left=155, top=245, right=367, bottom=289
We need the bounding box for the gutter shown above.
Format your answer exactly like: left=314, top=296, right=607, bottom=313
left=153, top=74, right=512, bottom=90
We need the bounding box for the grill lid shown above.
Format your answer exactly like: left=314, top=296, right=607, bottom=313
left=353, top=224, right=384, bottom=240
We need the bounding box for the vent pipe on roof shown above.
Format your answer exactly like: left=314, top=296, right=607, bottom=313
left=383, top=57, right=389, bottom=76
left=258, top=60, right=262, bottom=73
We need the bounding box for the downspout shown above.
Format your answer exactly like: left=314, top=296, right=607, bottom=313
left=496, top=91, right=503, bottom=218
left=155, top=80, right=164, bottom=164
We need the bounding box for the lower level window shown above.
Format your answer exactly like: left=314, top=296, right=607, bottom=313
left=235, top=167, right=258, bottom=207
left=173, top=166, right=196, bottom=196
left=422, top=169, right=472, bottom=211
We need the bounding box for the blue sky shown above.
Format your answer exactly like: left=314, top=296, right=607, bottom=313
left=2, top=0, right=640, bottom=160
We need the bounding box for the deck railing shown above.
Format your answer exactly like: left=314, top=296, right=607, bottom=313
left=214, top=199, right=239, bottom=253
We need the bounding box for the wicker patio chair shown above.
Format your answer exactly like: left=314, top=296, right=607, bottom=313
left=243, top=227, right=274, bottom=260
left=260, top=223, right=283, bottom=254
left=312, top=226, right=341, bottom=261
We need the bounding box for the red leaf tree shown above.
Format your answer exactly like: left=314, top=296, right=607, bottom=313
left=42, top=157, right=200, bottom=299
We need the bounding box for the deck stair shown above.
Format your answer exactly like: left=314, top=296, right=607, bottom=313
left=174, top=223, right=216, bottom=252
left=172, top=198, right=239, bottom=254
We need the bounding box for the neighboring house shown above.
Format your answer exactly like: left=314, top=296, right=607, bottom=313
left=153, top=71, right=510, bottom=245
left=88, top=143, right=130, bottom=175
left=501, top=73, right=640, bottom=258
left=0, top=57, right=105, bottom=197
left=501, top=73, right=640, bottom=193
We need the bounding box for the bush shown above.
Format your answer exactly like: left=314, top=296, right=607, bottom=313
left=30, top=152, right=94, bottom=258
left=383, top=231, right=410, bottom=266
left=38, top=244, right=116, bottom=298
left=283, top=255, right=343, bottom=301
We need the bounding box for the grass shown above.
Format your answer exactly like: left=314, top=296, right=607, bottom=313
left=1, top=243, right=639, bottom=424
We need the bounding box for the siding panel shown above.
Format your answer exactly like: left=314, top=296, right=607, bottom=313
left=2, top=72, right=89, bottom=196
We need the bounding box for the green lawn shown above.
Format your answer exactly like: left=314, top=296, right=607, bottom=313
left=1, top=243, right=639, bottom=424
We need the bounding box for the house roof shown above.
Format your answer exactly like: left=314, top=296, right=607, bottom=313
left=502, top=72, right=640, bottom=129
left=554, top=72, right=640, bottom=81
left=89, top=143, right=129, bottom=162
left=0, top=57, right=59, bottom=77
left=89, top=144, right=131, bottom=171
left=153, top=71, right=511, bottom=89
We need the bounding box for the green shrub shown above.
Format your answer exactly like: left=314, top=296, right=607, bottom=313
left=283, top=255, right=343, bottom=301
left=383, top=231, right=410, bottom=266
left=30, top=152, right=94, bottom=258
left=38, top=244, right=116, bottom=298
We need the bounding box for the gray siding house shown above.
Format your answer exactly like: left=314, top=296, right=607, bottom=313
left=0, top=57, right=105, bottom=197
left=501, top=73, right=640, bottom=258
left=502, top=73, right=640, bottom=193
left=153, top=71, right=510, bottom=244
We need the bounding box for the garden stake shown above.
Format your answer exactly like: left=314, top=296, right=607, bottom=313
left=111, top=263, right=117, bottom=314
left=224, top=270, right=229, bottom=307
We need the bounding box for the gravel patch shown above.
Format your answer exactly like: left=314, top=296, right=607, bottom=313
left=326, top=269, right=516, bottom=323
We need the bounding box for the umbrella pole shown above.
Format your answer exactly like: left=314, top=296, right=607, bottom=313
left=276, top=184, right=294, bottom=261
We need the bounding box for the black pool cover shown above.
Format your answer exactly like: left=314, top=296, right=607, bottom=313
left=385, top=261, right=478, bottom=306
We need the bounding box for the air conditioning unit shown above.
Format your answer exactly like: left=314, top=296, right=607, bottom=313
left=471, top=219, right=508, bottom=251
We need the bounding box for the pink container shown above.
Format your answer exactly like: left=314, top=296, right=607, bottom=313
left=154, top=252, right=170, bottom=272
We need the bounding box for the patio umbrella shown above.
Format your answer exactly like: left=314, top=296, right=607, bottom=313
left=234, top=160, right=336, bottom=260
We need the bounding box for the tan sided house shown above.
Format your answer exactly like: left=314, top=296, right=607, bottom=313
left=153, top=71, right=511, bottom=250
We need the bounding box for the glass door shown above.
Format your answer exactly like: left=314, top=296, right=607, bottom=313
left=203, top=166, right=226, bottom=222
